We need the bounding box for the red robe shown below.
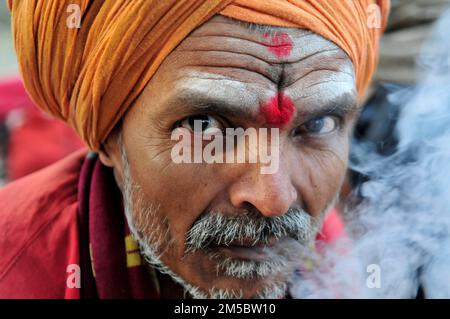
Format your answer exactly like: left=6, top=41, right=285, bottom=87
left=0, top=150, right=84, bottom=298
left=0, top=149, right=345, bottom=298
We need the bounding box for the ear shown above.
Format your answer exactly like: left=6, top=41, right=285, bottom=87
left=98, top=126, right=121, bottom=168
left=98, top=144, right=115, bottom=168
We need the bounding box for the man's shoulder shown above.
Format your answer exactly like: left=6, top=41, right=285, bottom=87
left=0, top=148, right=88, bottom=298
left=0, top=148, right=88, bottom=233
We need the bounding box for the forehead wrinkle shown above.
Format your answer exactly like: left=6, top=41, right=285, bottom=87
left=176, top=32, right=353, bottom=93
left=191, top=15, right=313, bottom=42
left=178, top=34, right=288, bottom=68
left=283, top=67, right=355, bottom=92
left=174, top=16, right=355, bottom=93
left=177, top=64, right=279, bottom=91
left=303, top=79, right=355, bottom=91
left=172, top=40, right=351, bottom=95
left=173, top=73, right=263, bottom=117
left=184, top=18, right=327, bottom=65
left=175, top=71, right=274, bottom=91
left=178, top=45, right=275, bottom=67
left=182, top=32, right=334, bottom=66
left=174, top=48, right=283, bottom=84
left=281, top=49, right=354, bottom=89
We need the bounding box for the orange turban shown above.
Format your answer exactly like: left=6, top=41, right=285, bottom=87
left=8, top=0, right=390, bottom=150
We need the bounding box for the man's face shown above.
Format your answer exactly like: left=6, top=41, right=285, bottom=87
left=105, top=16, right=358, bottom=298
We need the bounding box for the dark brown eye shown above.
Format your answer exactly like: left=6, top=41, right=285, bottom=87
left=179, top=115, right=223, bottom=134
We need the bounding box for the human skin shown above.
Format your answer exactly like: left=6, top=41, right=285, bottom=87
left=99, top=15, right=359, bottom=298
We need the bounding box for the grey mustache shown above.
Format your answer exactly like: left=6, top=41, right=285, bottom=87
left=185, top=208, right=317, bottom=253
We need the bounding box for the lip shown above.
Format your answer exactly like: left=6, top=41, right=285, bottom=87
left=217, top=245, right=273, bottom=261
left=210, top=237, right=286, bottom=261
left=225, top=236, right=280, bottom=248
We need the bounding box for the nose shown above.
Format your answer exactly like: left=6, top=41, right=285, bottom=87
left=228, top=164, right=297, bottom=218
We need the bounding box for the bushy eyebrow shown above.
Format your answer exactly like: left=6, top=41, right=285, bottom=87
left=159, top=88, right=258, bottom=122
left=158, top=87, right=358, bottom=126
left=293, top=92, right=359, bottom=123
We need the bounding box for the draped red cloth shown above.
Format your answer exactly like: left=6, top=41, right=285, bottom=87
left=77, top=153, right=159, bottom=298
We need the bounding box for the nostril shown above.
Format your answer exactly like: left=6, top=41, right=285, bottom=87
left=240, top=201, right=255, bottom=211
left=232, top=200, right=288, bottom=219
left=231, top=200, right=258, bottom=214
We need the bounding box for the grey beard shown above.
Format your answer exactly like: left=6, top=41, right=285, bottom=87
left=120, top=139, right=201, bottom=297
left=184, top=207, right=323, bottom=281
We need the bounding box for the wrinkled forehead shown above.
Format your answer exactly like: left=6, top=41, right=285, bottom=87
left=153, top=15, right=357, bottom=117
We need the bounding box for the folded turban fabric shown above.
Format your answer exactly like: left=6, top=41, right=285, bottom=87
left=8, top=0, right=390, bottom=150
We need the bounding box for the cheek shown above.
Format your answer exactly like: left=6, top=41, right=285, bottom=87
left=124, top=132, right=227, bottom=252
left=294, top=139, right=349, bottom=216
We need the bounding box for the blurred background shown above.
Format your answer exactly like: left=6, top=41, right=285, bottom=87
left=0, top=1, right=18, bottom=77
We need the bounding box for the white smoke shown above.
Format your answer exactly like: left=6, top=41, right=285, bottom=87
left=290, top=10, right=450, bottom=299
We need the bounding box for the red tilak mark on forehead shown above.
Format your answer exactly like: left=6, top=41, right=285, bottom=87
left=261, top=93, right=295, bottom=127
left=262, top=32, right=293, bottom=58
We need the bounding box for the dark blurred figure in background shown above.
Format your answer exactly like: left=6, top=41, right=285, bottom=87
left=339, top=0, right=450, bottom=230
left=355, top=0, right=450, bottom=156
